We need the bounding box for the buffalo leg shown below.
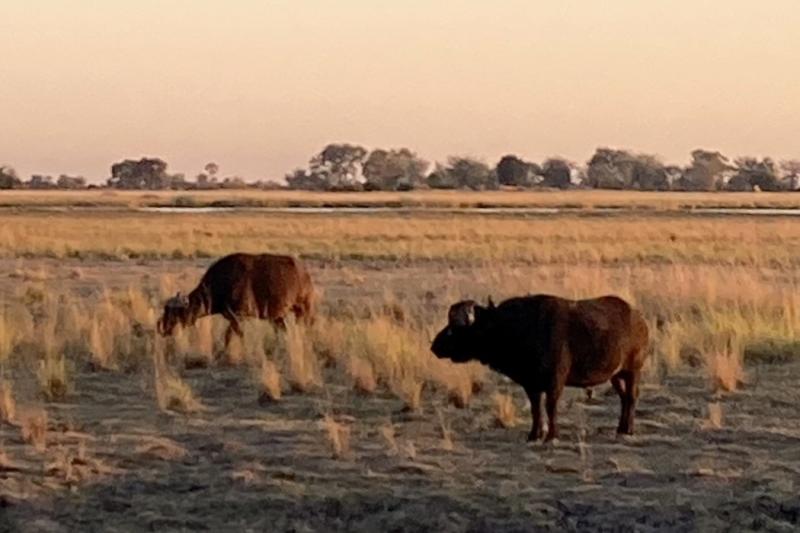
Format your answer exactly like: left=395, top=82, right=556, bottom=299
left=613, top=371, right=634, bottom=434
left=272, top=316, right=287, bottom=331
left=544, top=386, right=563, bottom=442
left=525, top=388, right=543, bottom=441
left=621, top=370, right=639, bottom=435
left=222, top=309, right=244, bottom=351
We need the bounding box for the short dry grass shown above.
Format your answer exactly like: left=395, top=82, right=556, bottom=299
left=1, top=204, right=798, bottom=495
left=2, top=210, right=800, bottom=271
left=3, top=189, right=800, bottom=210
left=0, top=209, right=798, bottom=421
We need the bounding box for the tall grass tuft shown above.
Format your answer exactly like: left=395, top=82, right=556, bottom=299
left=21, top=408, right=48, bottom=452
left=283, top=323, right=320, bottom=393
left=493, top=393, right=517, bottom=429
left=0, top=380, right=15, bottom=423
left=153, top=338, right=203, bottom=413
left=707, top=333, right=744, bottom=392
left=321, top=415, right=351, bottom=460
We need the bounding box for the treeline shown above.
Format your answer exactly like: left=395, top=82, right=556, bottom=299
left=2, top=146, right=799, bottom=192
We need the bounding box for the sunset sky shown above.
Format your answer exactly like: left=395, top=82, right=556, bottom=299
left=1, top=1, right=798, bottom=182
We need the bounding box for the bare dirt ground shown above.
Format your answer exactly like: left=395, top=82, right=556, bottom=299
left=2, top=259, right=800, bottom=532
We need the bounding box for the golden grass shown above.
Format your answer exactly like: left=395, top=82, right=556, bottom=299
left=321, top=415, right=351, bottom=460
left=21, top=408, right=48, bottom=452
left=379, top=423, right=399, bottom=456
left=3, top=211, right=800, bottom=271
left=0, top=201, right=797, bottom=427
left=2, top=261, right=793, bottom=416
left=493, top=393, right=518, bottom=429
left=38, top=353, right=69, bottom=401
left=347, top=356, right=377, bottom=395
left=88, top=317, right=115, bottom=371
left=182, top=318, right=215, bottom=369
left=437, top=409, right=455, bottom=451
left=0, top=380, right=15, bottom=423
left=257, top=359, right=282, bottom=403
left=707, top=335, right=745, bottom=393
left=0, top=309, right=14, bottom=370
left=4, top=189, right=800, bottom=210
left=153, top=339, right=203, bottom=413
left=283, top=324, right=320, bottom=393
left=704, top=403, right=723, bottom=430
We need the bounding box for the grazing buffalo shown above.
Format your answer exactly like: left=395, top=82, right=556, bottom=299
left=157, top=253, right=316, bottom=348
left=431, top=294, right=649, bottom=442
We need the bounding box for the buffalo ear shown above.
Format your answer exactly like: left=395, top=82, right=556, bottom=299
left=487, top=296, right=496, bottom=309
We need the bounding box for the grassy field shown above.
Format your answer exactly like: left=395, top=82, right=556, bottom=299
left=4, top=188, right=800, bottom=209
left=1, top=194, right=799, bottom=530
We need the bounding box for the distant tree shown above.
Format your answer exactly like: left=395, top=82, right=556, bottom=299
left=585, top=148, right=667, bottom=190
left=221, top=176, right=246, bottom=189
left=664, top=165, right=683, bottom=188
left=428, top=157, right=497, bottom=190
left=204, top=162, right=219, bottom=180
left=674, top=150, right=730, bottom=191
left=363, top=148, right=428, bottom=190
left=0, top=165, right=21, bottom=189
left=586, top=148, right=634, bottom=189
left=254, top=180, right=284, bottom=190
left=541, top=158, right=572, bottom=189
left=308, top=143, right=368, bottom=190
left=496, top=155, right=530, bottom=187
left=55, top=174, right=86, bottom=189
left=780, top=160, right=800, bottom=190
left=727, top=157, right=780, bottom=191
left=285, top=168, right=328, bottom=191
left=27, top=175, right=55, bottom=189
left=632, top=154, right=669, bottom=191
left=425, top=163, right=457, bottom=189
left=107, top=157, right=177, bottom=189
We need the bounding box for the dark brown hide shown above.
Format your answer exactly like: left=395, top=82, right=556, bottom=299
left=431, top=294, right=649, bottom=442
left=158, top=253, right=316, bottom=348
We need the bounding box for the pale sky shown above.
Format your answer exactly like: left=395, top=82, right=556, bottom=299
left=1, top=1, right=798, bottom=182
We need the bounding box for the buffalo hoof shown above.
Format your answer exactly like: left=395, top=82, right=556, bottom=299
left=616, top=422, right=635, bottom=437
left=527, top=428, right=543, bottom=442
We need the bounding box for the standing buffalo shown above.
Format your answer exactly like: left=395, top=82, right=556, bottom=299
left=431, top=294, right=649, bottom=442
left=157, top=253, right=316, bottom=348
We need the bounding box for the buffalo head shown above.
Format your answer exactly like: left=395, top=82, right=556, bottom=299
left=157, top=292, right=190, bottom=336
left=430, top=297, right=495, bottom=363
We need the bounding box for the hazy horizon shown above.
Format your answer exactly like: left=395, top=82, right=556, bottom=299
left=1, top=1, right=799, bottom=183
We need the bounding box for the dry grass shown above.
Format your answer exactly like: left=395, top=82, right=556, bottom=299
left=393, top=377, right=424, bottom=413
left=283, top=324, right=320, bottom=393
left=321, top=415, right=351, bottom=460
left=183, top=318, right=215, bottom=369
left=437, top=410, right=455, bottom=451
left=0, top=311, right=12, bottom=365
left=4, top=189, right=800, bottom=210
left=21, top=408, right=48, bottom=452
left=153, top=339, right=203, bottom=413
left=347, top=356, right=377, bottom=395
left=379, top=423, right=399, bottom=456
left=88, top=317, right=115, bottom=371
left=37, top=354, right=69, bottom=401
left=38, top=312, right=70, bottom=401
left=257, top=359, right=282, bottom=403
left=493, top=393, right=518, bottom=429
left=0, top=380, right=15, bottom=423
left=707, top=334, right=745, bottom=392
left=0, top=201, right=797, bottom=426
left=3, top=210, right=800, bottom=271
left=704, top=403, right=724, bottom=430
